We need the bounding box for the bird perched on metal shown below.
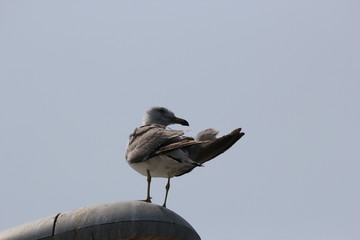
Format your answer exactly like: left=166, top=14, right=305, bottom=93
left=125, top=107, right=245, bottom=207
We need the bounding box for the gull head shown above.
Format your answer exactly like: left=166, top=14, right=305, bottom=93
left=143, top=107, right=189, bottom=127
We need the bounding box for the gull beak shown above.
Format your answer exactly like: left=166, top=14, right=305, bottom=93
left=172, top=117, right=189, bottom=126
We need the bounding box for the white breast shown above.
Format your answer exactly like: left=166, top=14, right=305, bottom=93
left=129, top=155, right=195, bottom=178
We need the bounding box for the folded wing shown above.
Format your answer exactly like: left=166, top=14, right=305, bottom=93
left=126, top=125, right=186, bottom=164
left=155, top=128, right=245, bottom=165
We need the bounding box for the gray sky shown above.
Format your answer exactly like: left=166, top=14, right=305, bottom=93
left=1, top=1, right=359, bottom=239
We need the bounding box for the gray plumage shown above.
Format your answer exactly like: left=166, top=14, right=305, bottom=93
left=195, top=128, right=219, bottom=141
left=125, top=106, right=245, bottom=207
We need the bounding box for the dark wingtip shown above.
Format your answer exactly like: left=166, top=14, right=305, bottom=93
left=231, top=128, right=245, bottom=138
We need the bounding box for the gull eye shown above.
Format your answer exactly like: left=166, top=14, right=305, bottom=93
left=158, top=108, right=166, bottom=113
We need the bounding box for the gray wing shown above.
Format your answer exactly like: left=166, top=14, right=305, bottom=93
left=126, top=125, right=186, bottom=164
left=195, top=128, right=219, bottom=141
left=188, top=128, right=245, bottom=164
left=155, top=128, right=245, bottom=165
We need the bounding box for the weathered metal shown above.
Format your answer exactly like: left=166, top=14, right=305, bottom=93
left=0, top=201, right=200, bottom=240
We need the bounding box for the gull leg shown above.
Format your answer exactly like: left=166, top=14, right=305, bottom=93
left=162, top=177, right=171, bottom=208
left=145, top=169, right=152, bottom=202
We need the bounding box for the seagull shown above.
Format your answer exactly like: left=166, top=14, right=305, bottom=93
left=125, top=107, right=245, bottom=207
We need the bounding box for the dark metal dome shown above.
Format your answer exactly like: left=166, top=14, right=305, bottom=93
left=0, top=201, right=201, bottom=240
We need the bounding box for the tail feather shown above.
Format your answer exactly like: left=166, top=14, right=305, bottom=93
left=189, top=128, right=245, bottom=164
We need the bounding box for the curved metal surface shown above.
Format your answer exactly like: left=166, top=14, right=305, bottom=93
left=0, top=215, right=57, bottom=240
left=0, top=201, right=201, bottom=240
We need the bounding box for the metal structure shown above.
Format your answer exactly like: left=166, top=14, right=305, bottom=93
left=0, top=201, right=201, bottom=240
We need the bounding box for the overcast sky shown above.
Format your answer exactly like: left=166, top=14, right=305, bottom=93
left=1, top=1, right=359, bottom=239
